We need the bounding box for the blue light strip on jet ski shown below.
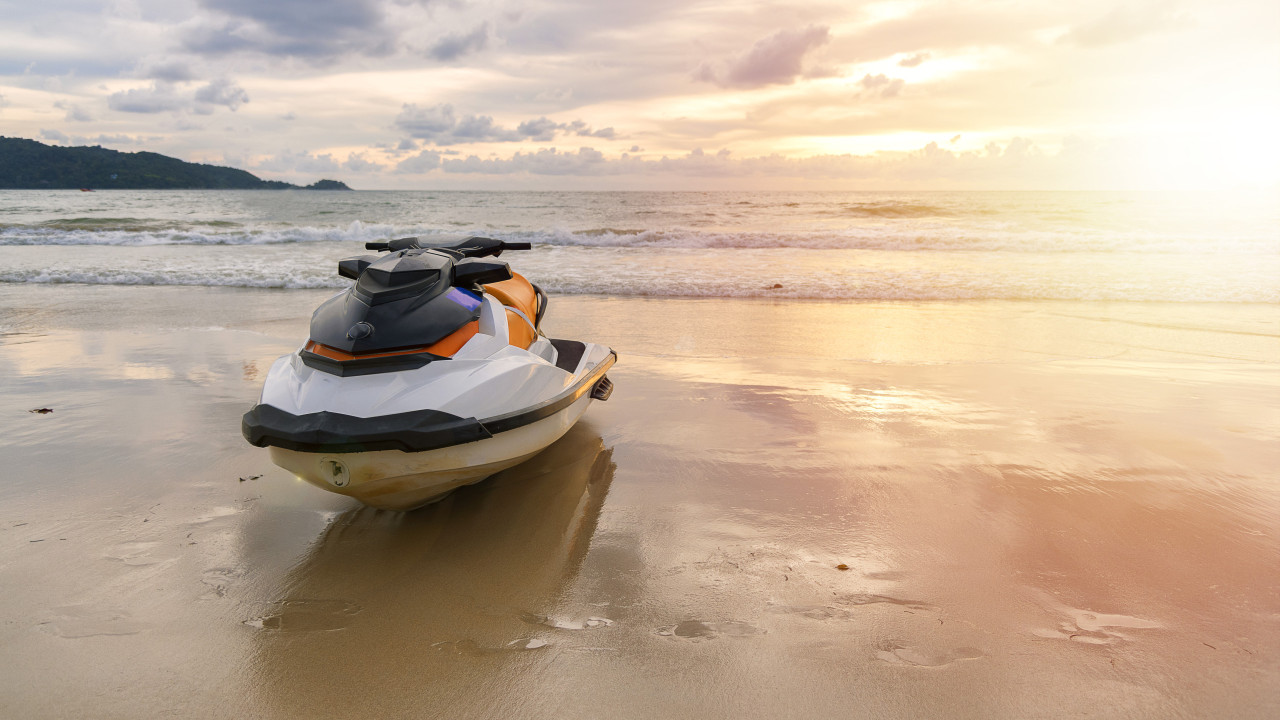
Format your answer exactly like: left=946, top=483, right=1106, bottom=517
left=445, top=287, right=482, bottom=311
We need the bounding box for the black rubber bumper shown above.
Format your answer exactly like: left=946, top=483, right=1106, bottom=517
left=242, top=404, right=491, bottom=453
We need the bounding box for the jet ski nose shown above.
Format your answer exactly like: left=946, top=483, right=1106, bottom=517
left=352, top=251, right=450, bottom=307
left=364, top=254, right=438, bottom=286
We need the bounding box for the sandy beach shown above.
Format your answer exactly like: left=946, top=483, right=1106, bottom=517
left=1, top=283, right=1278, bottom=719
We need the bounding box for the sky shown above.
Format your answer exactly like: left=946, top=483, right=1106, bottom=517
left=1, top=0, right=1277, bottom=190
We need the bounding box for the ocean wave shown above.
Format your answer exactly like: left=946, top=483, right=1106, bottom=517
left=831, top=201, right=997, bottom=218
left=34, top=217, right=243, bottom=231
left=501, top=227, right=1276, bottom=254
left=3, top=267, right=1274, bottom=303
left=1, top=221, right=1274, bottom=254
left=0, top=220, right=397, bottom=247
left=0, top=268, right=349, bottom=290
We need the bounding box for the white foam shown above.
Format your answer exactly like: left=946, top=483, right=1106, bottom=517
left=3, top=256, right=1275, bottom=302
left=2, top=223, right=1274, bottom=255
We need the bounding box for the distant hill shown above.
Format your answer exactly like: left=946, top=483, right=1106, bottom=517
left=0, top=137, right=352, bottom=190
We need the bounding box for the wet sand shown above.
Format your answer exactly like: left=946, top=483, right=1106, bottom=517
left=1, top=284, right=1278, bottom=719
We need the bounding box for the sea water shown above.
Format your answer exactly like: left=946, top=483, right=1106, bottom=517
left=1, top=189, right=1276, bottom=302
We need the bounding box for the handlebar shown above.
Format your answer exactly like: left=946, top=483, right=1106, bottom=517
left=365, top=236, right=532, bottom=257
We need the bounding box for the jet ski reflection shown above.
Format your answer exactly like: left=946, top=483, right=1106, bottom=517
left=245, top=425, right=615, bottom=713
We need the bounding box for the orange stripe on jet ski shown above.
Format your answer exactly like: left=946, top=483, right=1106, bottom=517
left=483, top=273, right=539, bottom=326
left=424, top=320, right=479, bottom=357
left=306, top=320, right=480, bottom=361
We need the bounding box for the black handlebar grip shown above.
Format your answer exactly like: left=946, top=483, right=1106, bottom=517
left=365, top=242, right=390, bottom=251
left=503, top=242, right=532, bottom=250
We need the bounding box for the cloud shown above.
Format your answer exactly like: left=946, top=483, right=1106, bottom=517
left=897, top=53, right=929, bottom=68
left=395, top=149, right=443, bottom=173
left=562, top=119, right=616, bottom=139
left=518, top=117, right=616, bottom=141
left=342, top=152, right=385, bottom=172
left=0, top=94, right=9, bottom=109
left=108, top=79, right=247, bottom=115
left=1061, top=2, right=1189, bottom=47
left=185, top=0, right=396, bottom=61
left=254, top=149, right=342, bottom=174
left=443, top=147, right=613, bottom=175
left=395, top=103, right=616, bottom=145
left=516, top=116, right=559, bottom=141
left=140, top=60, right=197, bottom=83
left=55, top=101, right=93, bottom=122
left=108, top=84, right=187, bottom=113
left=37, top=130, right=156, bottom=147
left=193, top=79, right=249, bottom=113
left=411, top=139, right=1071, bottom=185
left=90, top=134, right=152, bottom=146
left=451, top=114, right=522, bottom=142
left=395, top=103, right=457, bottom=137
left=858, top=74, right=904, bottom=98
left=696, top=25, right=831, bottom=89
left=428, top=23, right=488, bottom=61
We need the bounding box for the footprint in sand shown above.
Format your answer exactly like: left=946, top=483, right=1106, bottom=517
left=430, top=638, right=550, bottom=654
left=186, top=506, right=242, bottom=526
left=1032, top=594, right=1160, bottom=645
left=243, top=599, right=361, bottom=632
left=521, top=612, right=615, bottom=630
left=200, top=567, right=245, bottom=599
left=875, top=643, right=984, bottom=667
left=103, top=541, right=179, bottom=567
left=655, top=620, right=764, bottom=640
left=39, top=605, right=147, bottom=638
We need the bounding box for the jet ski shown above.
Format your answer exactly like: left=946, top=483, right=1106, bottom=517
left=242, top=235, right=616, bottom=511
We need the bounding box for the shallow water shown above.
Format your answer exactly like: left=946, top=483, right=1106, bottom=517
left=1, top=285, right=1277, bottom=718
